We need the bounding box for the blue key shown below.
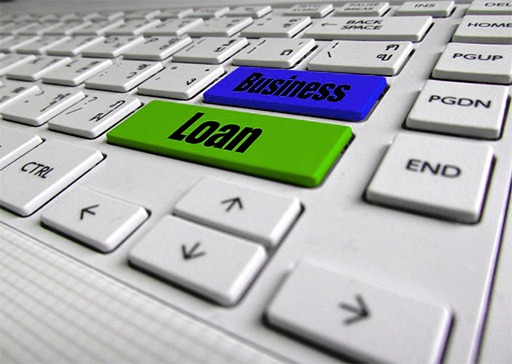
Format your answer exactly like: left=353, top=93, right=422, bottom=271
left=203, top=67, right=387, bottom=121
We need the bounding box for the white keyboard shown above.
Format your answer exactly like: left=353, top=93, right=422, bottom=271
left=1, top=1, right=511, bottom=363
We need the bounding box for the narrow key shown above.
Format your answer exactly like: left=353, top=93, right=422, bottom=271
left=48, top=93, right=141, bottom=138
left=0, top=127, right=43, bottom=170
left=105, top=18, right=161, bottom=36
left=187, top=17, right=253, bottom=37
left=305, top=16, right=433, bottom=41
left=124, top=9, right=161, bottom=20
left=452, top=15, right=512, bottom=44
left=308, top=40, right=413, bottom=76
left=334, top=2, right=390, bottom=16
left=233, top=38, right=316, bottom=68
left=85, top=60, right=163, bottom=92
left=1, top=86, right=85, bottom=126
left=0, top=22, right=34, bottom=35
left=87, top=11, right=124, bottom=21
left=284, top=4, right=334, bottom=17
left=17, top=22, right=64, bottom=35
left=81, top=35, right=144, bottom=58
left=41, top=187, right=148, bottom=253
left=43, top=21, right=93, bottom=35
left=143, top=18, right=203, bottom=36
left=42, top=58, right=113, bottom=86
left=467, top=0, right=512, bottom=15
left=15, top=35, right=70, bottom=54
left=122, top=35, right=192, bottom=61
left=129, top=216, right=267, bottom=306
left=0, top=139, right=103, bottom=216
left=172, top=37, right=248, bottom=64
left=0, top=35, right=39, bottom=52
left=0, top=54, right=37, bottom=76
left=241, top=16, right=312, bottom=38
left=137, top=63, right=223, bottom=99
left=0, top=81, right=39, bottom=111
left=6, top=55, right=71, bottom=81
left=396, top=1, right=455, bottom=17
left=157, top=8, right=194, bottom=19
left=46, top=35, right=104, bottom=56
left=186, top=7, right=230, bottom=19
left=72, top=19, right=124, bottom=36
left=226, top=6, right=272, bottom=18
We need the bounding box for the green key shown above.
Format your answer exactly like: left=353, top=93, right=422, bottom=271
left=106, top=101, right=352, bottom=187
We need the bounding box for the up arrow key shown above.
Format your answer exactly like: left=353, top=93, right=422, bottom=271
left=221, top=197, right=243, bottom=212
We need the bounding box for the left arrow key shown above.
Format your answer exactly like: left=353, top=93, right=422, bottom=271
left=42, top=187, right=148, bottom=253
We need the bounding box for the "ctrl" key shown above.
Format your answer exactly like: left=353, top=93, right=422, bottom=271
left=366, top=133, right=493, bottom=223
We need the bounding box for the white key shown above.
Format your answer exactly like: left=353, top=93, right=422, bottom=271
left=17, top=22, right=64, bottom=35
left=305, top=16, right=433, bottom=41
left=432, top=43, right=512, bottom=84
left=137, top=63, right=223, bottom=100
left=241, top=16, right=312, bottom=38
left=0, top=54, right=37, bottom=76
left=87, top=11, right=124, bottom=21
left=0, top=81, right=39, bottom=111
left=396, top=1, right=455, bottom=18
left=308, top=40, right=413, bottom=76
left=406, top=80, right=508, bottom=139
left=226, top=6, right=272, bottom=18
left=366, top=133, right=493, bottom=223
left=1, top=87, right=84, bottom=126
left=0, top=35, right=38, bottom=52
left=233, top=38, right=316, bottom=68
left=157, top=8, right=194, bottom=19
left=0, top=139, right=103, bottom=216
left=48, top=93, right=141, bottom=138
left=334, top=2, right=390, bottom=16
left=452, top=15, right=512, bottom=44
left=85, top=60, right=163, bottom=92
left=15, top=35, right=70, bottom=54
left=122, top=35, right=192, bottom=61
left=129, top=216, right=267, bottom=306
left=42, top=58, right=113, bottom=86
left=467, top=0, right=512, bottom=15
left=72, top=19, right=124, bottom=35
left=174, top=177, right=301, bottom=249
left=81, top=35, right=144, bottom=58
left=0, top=22, right=34, bottom=35
left=0, top=127, right=42, bottom=170
left=172, top=37, right=248, bottom=64
left=41, top=187, right=148, bottom=253
left=143, top=18, right=203, bottom=36
left=187, top=7, right=230, bottom=19
left=188, top=17, right=253, bottom=37
left=46, top=35, right=104, bottom=56
left=105, top=18, right=161, bottom=36
left=124, top=9, right=161, bottom=20
left=43, top=21, right=93, bottom=35
left=284, top=4, right=334, bottom=18
left=266, top=261, right=452, bottom=363
left=6, top=55, right=71, bottom=81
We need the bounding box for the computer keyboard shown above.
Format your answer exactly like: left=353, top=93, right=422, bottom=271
left=1, top=1, right=511, bottom=363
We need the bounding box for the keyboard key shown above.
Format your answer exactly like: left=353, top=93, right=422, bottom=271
left=123, top=9, right=161, bottom=20
left=366, top=133, right=493, bottom=223
left=334, top=2, right=390, bottom=16
left=122, top=35, right=192, bottom=61
left=395, top=1, right=455, bottom=17
left=305, top=16, right=433, bottom=41
left=467, top=0, right=512, bottom=15
left=84, top=60, right=163, bottom=92
left=43, top=21, right=93, bottom=35
left=172, top=37, right=248, bottom=64
left=137, top=63, right=223, bottom=99
left=41, top=187, right=148, bottom=252
left=0, top=54, right=37, bottom=76
left=46, top=35, right=104, bottom=56
left=42, top=58, right=113, bottom=86
left=406, top=80, right=508, bottom=139
left=48, top=93, right=141, bottom=138
left=452, top=15, right=512, bottom=44
left=15, top=35, right=70, bottom=54
left=0, top=127, right=42, bottom=170
left=106, top=101, right=352, bottom=187
left=233, top=38, right=316, bottom=68
left=72, top=19, right=124, bottom=35
left=157, top=8, right=194, bottom=19
left=266, top=261, right=452, bottom=363
left=0, top=81, right=39, bottom=111
left=0, top=139, right=103, bottom=216
left=81, top=35, right=144, bottom=58
left=308, top=40, right=413, bottom=76
left=173, top=177, right=301, bottom=248
left=432, top=43, right=512, bottom=84
left=0, top=35, right=39, bottom=52
left=1, top=86, right=84, bottom=126
left=241, top=16, right=312, bottom=38
left=105, top=18, right=161, bottom=36
left=143, top=18, right=203, bottom=36
left=187, top=7, right=230, bottom=19
left=129, top=216, right=267, bottom=306
left=283, top=4, right=334, bottom=17
left=6, top=55, right=72, bottom=81
left=226, top=5, right=272, bottom=18
left=17, top=22, right=64, bottom=35
left=187, top=17, right=253, bottom=37
left=204, top=67, right=386, bottom=121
